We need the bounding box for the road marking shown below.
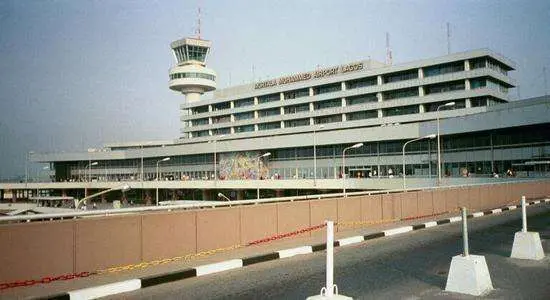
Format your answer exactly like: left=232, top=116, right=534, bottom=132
left=278, top=246, right=313, bottom=258
left=384, top=226, right=413, bottom=236
left=195, top=259, right=243, bottom=276
left=472, top=212, right=484, bottom=217
left=491, top=208, right=502, bottom=214
left=338, top=236, right=364, bottom=246
left=424, top=221, right=438, bottom=228
left=69, top=279, right=141, bottom=300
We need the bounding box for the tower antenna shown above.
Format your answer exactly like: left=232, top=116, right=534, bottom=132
left=385, top=32, right=393, bottom=65
left=446, top=22, right=451, bottom=55
left=195, top=7, right=201, bottom=39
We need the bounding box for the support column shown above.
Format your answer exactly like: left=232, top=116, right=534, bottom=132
left=275, top=189, right=284, bottom=198
left=101, top=193, right=107, bottom=204
left=237, top=190, right=245, bottom=200
left=121, top=191, right=128, bottom=205
left=202, top=189, right=211, bottom=201
left=144, top=190, right=152, bottom=206
left=11, top=190, right=17, bottom=203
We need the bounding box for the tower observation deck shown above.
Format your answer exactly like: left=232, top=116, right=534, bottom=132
left=168, top=38, right=216, bottom=103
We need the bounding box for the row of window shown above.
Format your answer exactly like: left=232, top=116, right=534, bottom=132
left=170, top=72, right=216, bottom=81
left=64, top=125, right=550, bottom=175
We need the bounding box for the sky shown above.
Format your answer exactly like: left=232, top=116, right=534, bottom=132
left=0, top=0, right=549, bottom=179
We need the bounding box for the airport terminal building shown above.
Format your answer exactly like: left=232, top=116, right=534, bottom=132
left=31, top=36, right=550, bottom=197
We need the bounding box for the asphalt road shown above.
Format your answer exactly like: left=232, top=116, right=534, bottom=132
left=106, top=205, right=550, bottom=300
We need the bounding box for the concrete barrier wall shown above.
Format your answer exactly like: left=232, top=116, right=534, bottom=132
left=1, top=180, right=549, bottom=282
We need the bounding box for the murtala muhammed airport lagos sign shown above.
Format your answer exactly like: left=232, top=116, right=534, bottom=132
left=254, top=62, right=364, bottom=89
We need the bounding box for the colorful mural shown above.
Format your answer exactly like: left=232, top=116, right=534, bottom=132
left=218, top=152, right=270, bottom=180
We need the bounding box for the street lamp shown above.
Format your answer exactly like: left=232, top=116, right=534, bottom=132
left=74, top=184, right=131, bottom=210
left=342, top=143, right=363, bottom=197
left=213, top=135, right=226, bottom=184
left=25, top=151, right=34, bottom=184
left=402, top=134, right=436, bottom=190
left=256, top=152, right=271, bottom=200
left=313, top=124, right=325, bottom=186
left=140, top=141, right=153, bottom=182
left=437, top=102, right=455, bottom=184
left=217, top=192, right=231, bottom=202
left=156, top=157, right=170, bottom=206
left=86, top=161, right=98, bottom=182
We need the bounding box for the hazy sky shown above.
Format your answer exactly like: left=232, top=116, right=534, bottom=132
left=0, top=0, right=549, bottom=179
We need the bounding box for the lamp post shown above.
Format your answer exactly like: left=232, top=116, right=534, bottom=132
left=140, top=141, right=153, bottom=182
left=402, top=134, right=436, bottom=190
left=213, top=135, right=226, bottom=185
left=342, top=143, right=363, bottom=197
left=25, top=151, right=34, bottom=184
left=156, top=157, right=170, bottom=206
left=74, top=184, right=131, bottom=210
left=313, top=125, right=325, bottom=186
left=217, top=192, right=231, bottom=202
left=437, top=102, right=455, bottom=184
left=86, top=161, right=98, bottom=182
left=256, top=152, right=271, bottom=200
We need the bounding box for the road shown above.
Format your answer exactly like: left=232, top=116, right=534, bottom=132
left=106, top=205, right=550, bottom=299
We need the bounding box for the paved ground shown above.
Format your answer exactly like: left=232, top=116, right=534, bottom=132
left=105, top=205, right=550, bottom=300
left=1, top=202, right=548, bottom=299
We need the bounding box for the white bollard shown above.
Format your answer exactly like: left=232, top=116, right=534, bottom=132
left=306, top=221, right=352, bottom=300
left=445, top=207, right=493, bottom=296
left=511, top=196, right=545, bottom=260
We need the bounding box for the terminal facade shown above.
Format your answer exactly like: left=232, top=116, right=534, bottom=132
left=33, top=35, right=550, bottom=189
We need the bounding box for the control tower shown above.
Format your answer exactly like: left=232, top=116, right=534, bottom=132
left=168, top=38, right=216, bottom=103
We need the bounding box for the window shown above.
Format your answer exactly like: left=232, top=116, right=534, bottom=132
left=191, top=105, right=209, bottom=115
left=285, top=118, right=310, bottom=128
left=193, top=130, right=210, bottom=137
left=470, top=97, right=487, bottom=107
left=383, top=69, right=418, bottom=83
left=424, top=80, right=465, bottom=95
left=213, top=102, right=230, bottom=111
left=258, top=122, right=281, bottom=130
left=314, top=114, right=342, bottom=124
left=258, top=108, right=280, bottom=117
left=347, top=110, right=377, bottom=121
left=234, top=111, right=254, bottom=121
left=234, top=98, right=254, bottom=108
left=314, top=98, right=341, bottom=110
left=347, top=94, right=377, bottom=106
left=212, top=115, right=231, bottom=124
left=470, top=57, right=486, bottom=70
left=313, top=83, right=341, bottom=95
left=258, top=93, right=280, bottom=104
left=423, top=61, right=464, bottom=77
left=284, top=104, right=310, bottom=114
left=191, top=118, right=209, bottom=126
left=346, top=76, right=377, bottom=89
left=383, top=87, right=418, bottom=100
left=284, top=88, right=309, bottom=100
left=470, top=78, right=486, bottom=89
left=169, top=72, right=215, bottom=81
left=213, top=128, right=230, bottom=135
left=235, top=125, right=255, bottom=133
left=382, top=105, right=419, bottom=117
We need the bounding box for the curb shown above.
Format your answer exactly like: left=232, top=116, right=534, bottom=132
left=43, top=198, right=550, bottom=299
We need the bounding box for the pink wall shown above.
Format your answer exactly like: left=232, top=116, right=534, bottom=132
left=1, top=180, right=548, bottom=283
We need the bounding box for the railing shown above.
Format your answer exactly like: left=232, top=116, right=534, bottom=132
left=1, top=178, right=547, bottom=223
